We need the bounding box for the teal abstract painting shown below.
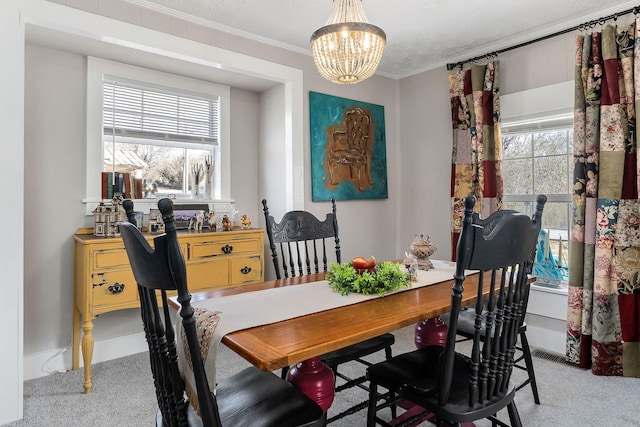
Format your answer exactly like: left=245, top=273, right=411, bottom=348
left=310, top=91, right=388, bottom=201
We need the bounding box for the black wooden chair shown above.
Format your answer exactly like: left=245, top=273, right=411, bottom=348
left=366, top=195, right=544, bottom=427
left=439, top=195, right=547, bottom=406
left=120, top=198, right=325, bottom=427
left=262, top=198, right=396, bottom=423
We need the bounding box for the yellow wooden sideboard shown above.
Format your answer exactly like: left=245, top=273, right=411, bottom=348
left=73, top=227, right=264, bottom=393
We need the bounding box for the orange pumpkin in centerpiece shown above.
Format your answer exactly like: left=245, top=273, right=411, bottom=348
left=352, top=256, right=376, bottom=273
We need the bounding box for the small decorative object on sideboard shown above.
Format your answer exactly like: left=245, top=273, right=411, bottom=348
left=92, top=194, right=126, bottom=237
left=188, top=210, right=206, bottom=231
left=207, top=211, right=216, bottom=231
left=240, top=214, right=252, bottom=230
left=149, top=208, right=165, bottom=234
left=221, top=214, right=233, bottom=231
left=409, top=232, right=437, bottom=270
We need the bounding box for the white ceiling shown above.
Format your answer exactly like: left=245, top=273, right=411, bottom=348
left=131, top=0, right=638, bottom=79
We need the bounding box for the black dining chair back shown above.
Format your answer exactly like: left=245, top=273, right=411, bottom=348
left=366, top=194, right=545, bottom=427
left=120, top=198, right=324, bottom=427
left=262, top=198, right=395, bottom=423
left=439, top=197, right=547, bottom=405
left=262, top=198, right=341, bottom=278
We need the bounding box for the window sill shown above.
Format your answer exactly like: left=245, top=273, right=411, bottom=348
left=83, top=197, right=236, bottom=215
left=531, top=280, right=568, bottom=296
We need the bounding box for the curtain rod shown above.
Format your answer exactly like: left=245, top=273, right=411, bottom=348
left=446, top=5, right=640, bottom=70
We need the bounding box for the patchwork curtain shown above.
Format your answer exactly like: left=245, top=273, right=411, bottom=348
left=449, top=62, right=503, bottom=259
left=568, top=22, right=640, bottom=376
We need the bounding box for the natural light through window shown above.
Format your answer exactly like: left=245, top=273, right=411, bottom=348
left=502, top=119, right=572, bottom=283
left=85, top=57, right=231, bottom=214
left=500, top=81, right=574, bottom=287
left=102, top=79, right=219, bottom=200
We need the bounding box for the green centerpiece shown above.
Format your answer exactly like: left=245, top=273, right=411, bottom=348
left=327, top=260, right=410, bottom=296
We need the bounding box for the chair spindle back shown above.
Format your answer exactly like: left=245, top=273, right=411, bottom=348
left=121, top=198, right=221, bottom=426
left=262, top=198, right=341, bottom=279
left=440, top=195, right=546, bottom=408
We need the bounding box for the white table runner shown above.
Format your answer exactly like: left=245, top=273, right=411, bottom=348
left=177, top=259, right=459, bottom=407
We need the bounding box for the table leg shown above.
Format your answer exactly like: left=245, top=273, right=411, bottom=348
left=414, top=316, right=448, bottom=348
left=81, top=320, right=94, bottom=394
left=286, top=356, right=335, bottom=411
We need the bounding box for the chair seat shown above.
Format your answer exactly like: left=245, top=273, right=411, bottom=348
left=367, top=345, right=517, bottom=423
left=159, top=367, right=325, bottom=427
left=320, top=333, right=395, bottom=367
left=217, top=368, right=325, bottom=427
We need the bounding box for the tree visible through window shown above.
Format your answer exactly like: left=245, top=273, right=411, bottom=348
left=502, top=122, right=573, bottom=274
left=102, top=78, right=219, bottom=199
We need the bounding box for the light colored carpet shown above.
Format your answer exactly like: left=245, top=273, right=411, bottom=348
left=5, top=325, right=640, bottom=426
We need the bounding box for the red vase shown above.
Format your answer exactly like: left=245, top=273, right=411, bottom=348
left=414, top=316, right=448, bottom=348
left=286, top=356, right=335, bottom=411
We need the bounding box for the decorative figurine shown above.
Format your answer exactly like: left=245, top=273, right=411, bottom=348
left=240, top=214, right=252, bottom=230
left=149, top=208, right=165, bottom=233
left=403, top=252, right=419, bottom=281
left=188, top=210, right=205, bottom=231
left=204, top=155, right=214, bottom=199
left=191, top=164, right=203, bottom=198
left=92, top=194, right=126, bottom=237
left=221, top=214, right=233, bottom=231
left=207, top=210, right=216, bottom=231
left=410, top=232, right=438, bottom=270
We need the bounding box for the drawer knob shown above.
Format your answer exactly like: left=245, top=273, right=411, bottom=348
left=108, top=283, right=126, bottom=294
left=240, top=266, right=252, bottom=275
left=222, top=244, right=234, bottom=254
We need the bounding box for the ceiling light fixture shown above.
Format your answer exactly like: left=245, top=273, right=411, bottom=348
left=310, top=0, right=386, bottom=84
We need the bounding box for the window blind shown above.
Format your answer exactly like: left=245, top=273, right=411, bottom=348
left=103, top=79, right=219, bottom=145
left=501, top=112, right=573, bottom=135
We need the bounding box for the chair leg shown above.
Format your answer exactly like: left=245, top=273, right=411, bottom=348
left=382, top=346, right=397, bottom=419
left=281, top=365, right=289, bottom=379
left=519, top=330, right=540, bottom=404
left=506, top=401, right=522, bottom=427
left=366, top=382, right=378, bottom=427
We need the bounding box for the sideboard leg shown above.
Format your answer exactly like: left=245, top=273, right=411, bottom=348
left=81, top=320, right=94, bottom=394
left=72, top=306, right=80, bottom=370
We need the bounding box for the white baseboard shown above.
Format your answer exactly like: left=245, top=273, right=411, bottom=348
left=24, top=332, right=147, bottom=381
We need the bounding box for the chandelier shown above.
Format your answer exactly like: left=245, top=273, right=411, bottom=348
left=310, top=0, right=386, bottom=84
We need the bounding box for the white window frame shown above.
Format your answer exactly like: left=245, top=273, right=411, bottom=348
left=500, top=81, right=574, bottom=289
left=85, top=57, right=231, bottom=214
left=501, top=80, right=574, bottom=210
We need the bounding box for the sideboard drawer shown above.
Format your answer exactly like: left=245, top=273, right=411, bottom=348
left=187, top=237, right=261, bottom=259
left=230, top=256, right=263, bottom=285
left=92, top=270, right=138, bottom=308
left=93, top=246, right=129, bottom=270
left=187, top=258, right=230, bottom=291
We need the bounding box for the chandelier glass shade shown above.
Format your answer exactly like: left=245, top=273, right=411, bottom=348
left=310, top=0, right=386, bottom=84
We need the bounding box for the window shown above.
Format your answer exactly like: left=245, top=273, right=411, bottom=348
left=500, top=81, right=574, bottom=284
left=102, top=78, right=218, bottom=199
left=502, top=118, right=572, bottom=274
left=86, top=57, right=231, bottom=213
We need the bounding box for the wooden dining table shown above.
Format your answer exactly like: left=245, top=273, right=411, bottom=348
left=168, top=268, right=494, bottom=372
